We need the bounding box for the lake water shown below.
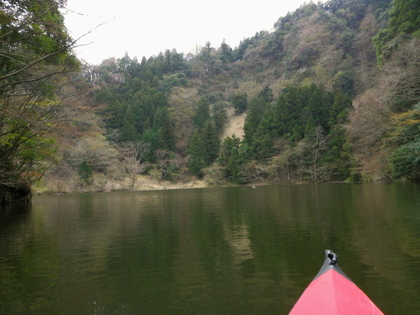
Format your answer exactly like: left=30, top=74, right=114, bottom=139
left=1, top=183, right=420, bottom=314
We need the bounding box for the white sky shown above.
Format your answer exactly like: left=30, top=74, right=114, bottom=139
left=63, top=0, right=310, bottom=65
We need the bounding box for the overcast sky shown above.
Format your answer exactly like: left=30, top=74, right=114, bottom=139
left=63, top=0, right=310, bottom=65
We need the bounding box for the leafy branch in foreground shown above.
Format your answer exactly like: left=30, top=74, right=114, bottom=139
left=0, top=0, right=80, bottom=192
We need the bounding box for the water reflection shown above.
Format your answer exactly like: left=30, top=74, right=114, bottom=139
left=0, top=184, right=419, bottom=314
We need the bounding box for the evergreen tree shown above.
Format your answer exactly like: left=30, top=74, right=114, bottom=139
left=220, top=40, right=234, bottom=63
left=257, top=106, right=276, bottom=137
left=243, top=85, right=275, bottom=146
left=121, top=105, right=139, bottom=141
left=213, top=102, right=227, bottom=133
left=329, top=92, right=352, bottom=127
left=258, top=85, right=274, bottom=104
left=187, top=117, right=220, bottom=176
left=131, top=88, right=168, bottom=136
left=227, top=147, right=242, bottom=182
left=274, top=86, right=304, bottom=138
left=252, top=134, right=274, bottom=161
left=332, top=71, right=355, bottom=98
left=250, top=106, right=276, bottom=159
left=326, top=126, right=353, bottom=180
left=153, top=107, right=167, bottom=130
left=235, top=38, right=253, bottom=60
left=163, top=49, right=172, bottom=73
left=193, top=98, right=211, bottom=129
left=243, top=97, right=265, bottom=144
left=106, top=100, right=125, bottom=129
left=218, top=135, right=241, bottom=167
left=154, top=107, right=176, bottom=151
left=201, top=119, right=221, bottom=164
left=216, top=135, right=244, bottom=182
left=187, top=130, right=207, bottom=177
left=307, top=84, right=331, bottom=133
left=142, top=129, right=158, bottom=161
left=170, top=49, right=189, bottom=73
left=132, top=98, right=152, bottom=136
left=232, top=92, right=248, bottom=114
left=304, top=114, right=316, bottom=137
left=96, top=87, right=117, bottom=105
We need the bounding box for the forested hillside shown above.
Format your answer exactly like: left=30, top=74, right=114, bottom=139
left=2, top=0, right=420, bottom=198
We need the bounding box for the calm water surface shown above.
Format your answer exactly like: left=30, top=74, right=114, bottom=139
left=1, top=183, right=420, bottom=314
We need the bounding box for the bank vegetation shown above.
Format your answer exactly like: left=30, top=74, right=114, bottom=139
left=2, top=0, right=420, bottom=201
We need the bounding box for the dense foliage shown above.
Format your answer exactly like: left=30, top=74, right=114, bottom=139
left=374, top=0, right=420, bottom=63
left=76, top=0, right=420, bottom=185
left=89, top=47, right=355, bottom=183
left=0, top=0, right=79, bottom=199
left=210, top=84, right=353, bottom=183
left=4, top=0, right=420, bottom=200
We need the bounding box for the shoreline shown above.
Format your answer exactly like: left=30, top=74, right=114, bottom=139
left=32, top=174, right=210, bottom=196
left=32, top=174, right=358, bottom=197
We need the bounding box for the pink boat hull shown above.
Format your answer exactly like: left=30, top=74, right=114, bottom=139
left=289, top=251, right=384, bottom=315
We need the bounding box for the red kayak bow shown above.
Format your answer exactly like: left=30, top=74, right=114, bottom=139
left=288, top=250, right=384, bottom=315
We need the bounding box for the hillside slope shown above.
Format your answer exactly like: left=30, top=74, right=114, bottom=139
left=38, top=0, right=420, bottom=193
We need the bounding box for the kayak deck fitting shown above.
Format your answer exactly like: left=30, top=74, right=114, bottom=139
left=288, top=250, right=384, bottom=315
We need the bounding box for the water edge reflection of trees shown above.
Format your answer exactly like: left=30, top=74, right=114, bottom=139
left=1, top=184, right=420, bottom=314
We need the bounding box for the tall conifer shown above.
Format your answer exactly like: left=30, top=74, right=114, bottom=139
left=193, top=98, right=211, bottom=129
left=202, top=120, right=220, bottom=164
left=188, top=130, right=207, bottom=177
left=121, top=105, right=139, bottom=141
